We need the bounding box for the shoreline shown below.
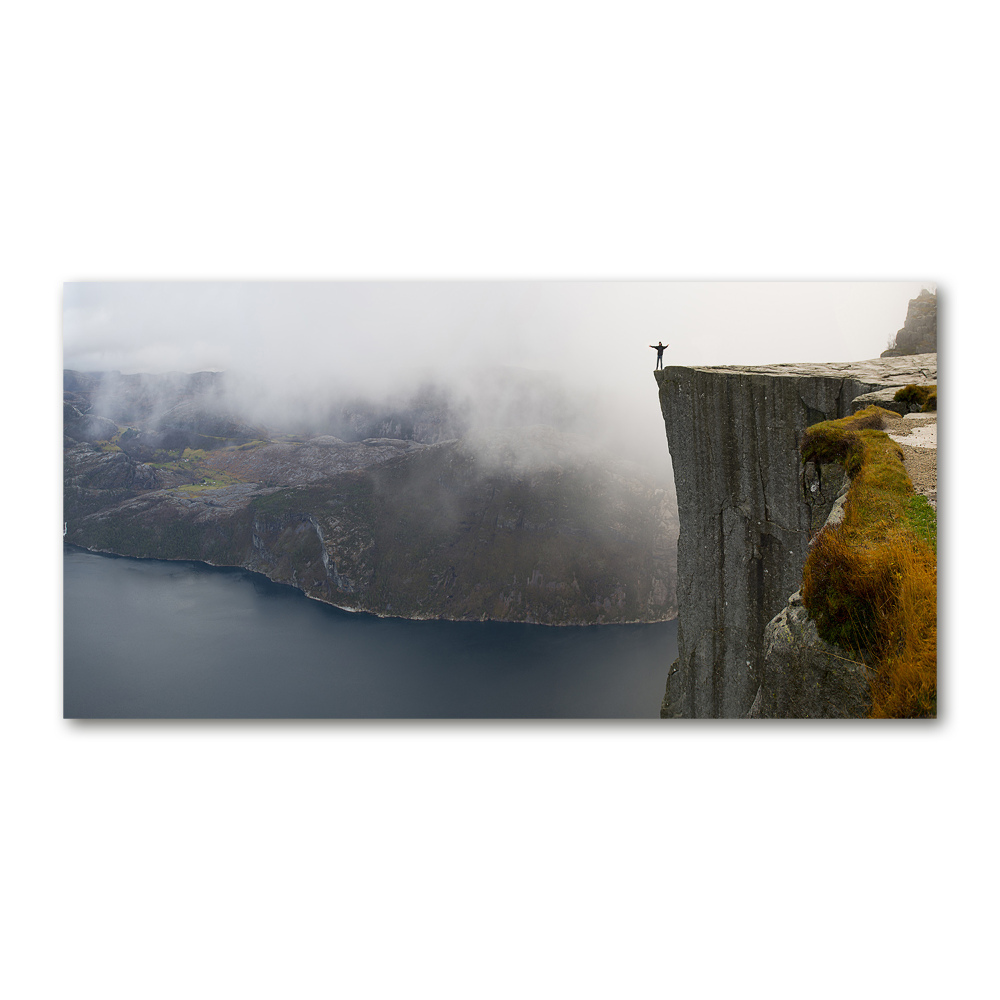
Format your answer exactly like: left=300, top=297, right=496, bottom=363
left=63, top=543, right=678, bottom=629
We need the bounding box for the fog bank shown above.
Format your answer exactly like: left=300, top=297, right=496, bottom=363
left=63, top=281, right=932, bottom=474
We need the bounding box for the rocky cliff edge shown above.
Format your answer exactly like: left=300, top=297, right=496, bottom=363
left=655, top=354, right=937, bottom=718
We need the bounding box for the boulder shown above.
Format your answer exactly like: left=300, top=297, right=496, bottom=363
left=750, top=591, right=873, bottom=717
left=849, top=387, right=919, bottom=415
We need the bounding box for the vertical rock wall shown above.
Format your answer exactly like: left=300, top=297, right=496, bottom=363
left=882, top=289, right=937, bottom=357
left=654, top=356, right=937, bottom=718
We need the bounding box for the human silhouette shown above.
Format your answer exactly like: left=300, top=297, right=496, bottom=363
left=650, top=341, right=669, bottom=369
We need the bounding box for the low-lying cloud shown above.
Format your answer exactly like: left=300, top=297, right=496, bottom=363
left=63, top=280, right=933, bottom=476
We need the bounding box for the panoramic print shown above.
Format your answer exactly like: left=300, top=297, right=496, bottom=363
left=63, top=282, right=937, bottom=718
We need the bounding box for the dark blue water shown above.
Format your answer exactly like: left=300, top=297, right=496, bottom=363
left=63, top=547, right=677, bottom=718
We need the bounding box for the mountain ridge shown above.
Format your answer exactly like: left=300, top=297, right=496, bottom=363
left=64, top=368, right=678, bottom=625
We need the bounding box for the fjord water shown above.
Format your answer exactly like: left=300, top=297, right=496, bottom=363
left=64, top=548, right=676, bottom=719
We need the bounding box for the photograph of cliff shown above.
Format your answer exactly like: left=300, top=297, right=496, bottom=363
left=63, top=282, right=936, bottom=718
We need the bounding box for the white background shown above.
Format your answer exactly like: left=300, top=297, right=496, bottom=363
left=3, top=2, right=995, bottom=998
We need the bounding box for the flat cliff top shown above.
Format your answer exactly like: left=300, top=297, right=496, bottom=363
left=656, top=354, right=936, bottom=385
left=888, top=412, right=938, bottom=508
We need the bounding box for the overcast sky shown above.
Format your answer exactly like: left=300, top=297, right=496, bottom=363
left=63, top=280, right=931, bottom=375
left=63, top=281, right=933, bottom=467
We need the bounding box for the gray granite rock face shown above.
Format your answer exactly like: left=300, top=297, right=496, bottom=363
left=849, top=387, right=922, bottom=415
left=751, top=488, right=873, bottom=717
left=881, top=289, right=937, bottom=357
left=654, top=354, right=937, bottom=718
left=751, top=591, right=873, bottom=718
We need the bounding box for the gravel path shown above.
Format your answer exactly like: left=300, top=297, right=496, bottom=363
left=887, top=413, right=937, bottom=508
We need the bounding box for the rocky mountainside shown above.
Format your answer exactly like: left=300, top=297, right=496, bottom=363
left=881, top=289, right=937, bottom=356
left=65, top=370, right=678, bottom=624
left=654, top=354, right=937, bottom=717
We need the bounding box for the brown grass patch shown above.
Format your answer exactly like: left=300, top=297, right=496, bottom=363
left=800, top=408, right=936, bottom=718
left=894, top=383, right=937, bottom=412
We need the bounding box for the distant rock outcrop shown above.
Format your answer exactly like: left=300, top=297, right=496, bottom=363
left=64, top=370, right=679, bottom=625
left=63, top=401, right=119, bottom=444
left=881, top=289, right=937, bottom=356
